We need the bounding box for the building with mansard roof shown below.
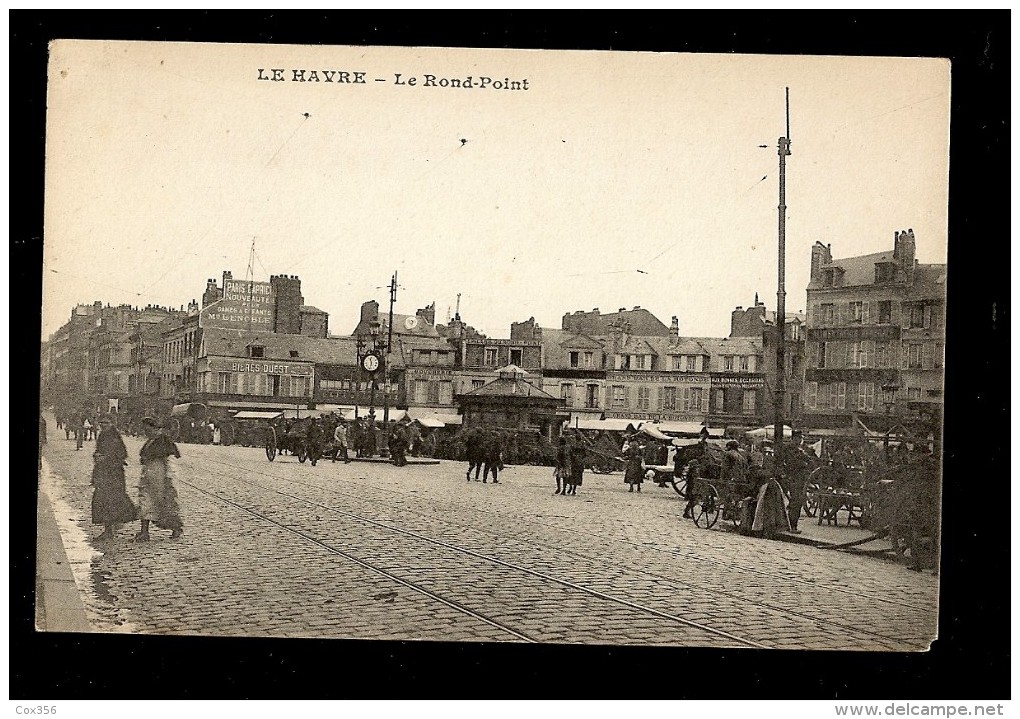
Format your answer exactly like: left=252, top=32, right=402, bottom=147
left=803, top=229, right=946, bottom=435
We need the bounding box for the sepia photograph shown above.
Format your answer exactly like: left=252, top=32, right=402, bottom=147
left=35, top=38, right=953, bottom=657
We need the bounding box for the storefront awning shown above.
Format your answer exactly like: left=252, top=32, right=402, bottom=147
left=413, top=417, right=445, bottom=428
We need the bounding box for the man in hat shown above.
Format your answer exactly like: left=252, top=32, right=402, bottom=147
left=781, top=429, right=811, bottom=533
left=332, top=419, right=351, bottom=464
left=389, top=417, right=409, bottom=467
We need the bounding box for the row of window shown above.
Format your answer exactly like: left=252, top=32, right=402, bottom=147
left=810, top=300, right=941, bottom=330
left=483, top=348, right=525, bottom=366
left=199, top=372, right=312, bottom=398
left=804, top=381, right=926, bottom=412
left=164, top=330, right=198, bottom=365
left=412, top=379, right=454, bottom=406
left=808, top=341, right=944, bottom=370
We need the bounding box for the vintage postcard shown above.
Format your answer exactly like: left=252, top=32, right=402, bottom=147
left=39, top=40, right=948, bottom=650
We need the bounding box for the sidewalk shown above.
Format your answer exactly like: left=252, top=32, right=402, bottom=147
left=776, top=513, right=893, bottom=553
left=35, top=484, right=91, bottom=633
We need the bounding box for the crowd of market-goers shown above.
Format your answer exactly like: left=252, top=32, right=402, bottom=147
left=44, top=407, right=939, bottom=572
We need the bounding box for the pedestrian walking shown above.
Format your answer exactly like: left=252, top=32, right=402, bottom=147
left=567, top=433, right=586, bottom=496
left=135, top=417, right=184, bottom=542
left=390, top=418, right=410, bottom=467
left=623, top=435, right=644, bottom=492
left=780, top=430, right=810, bottom=533
left=464, top=428, right=484, bottom=481
left=83, top=417, right=94, bottom=441
left=307, top=418, right=324, bottom=466
left=75, top=415, right=85, bottom=451
left=91, top=415, right=137, bottom=542
left=482, top=430, right=503, bottom=484
left=553, top=435, right=570, bottom=495
left=332, top=420, right=351, bottom=463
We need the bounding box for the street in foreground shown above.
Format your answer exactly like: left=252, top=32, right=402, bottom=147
left=39, top=428, right=938, bottom=650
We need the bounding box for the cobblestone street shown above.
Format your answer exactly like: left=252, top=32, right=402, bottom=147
left=39, top=430, right=939, bottom=650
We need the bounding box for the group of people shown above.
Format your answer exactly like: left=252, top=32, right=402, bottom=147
left=89, top=414, right=184, bottom=543
left=462, top=427, right=504, bottom=483
left=553, top=431, right=587, bottom=496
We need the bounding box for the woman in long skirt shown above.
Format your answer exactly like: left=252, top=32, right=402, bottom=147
left=91, top=415, right=137, bottom=541
left=135, top=417, right=184, bottom=542
left=623, top=437, right=644, bottom=493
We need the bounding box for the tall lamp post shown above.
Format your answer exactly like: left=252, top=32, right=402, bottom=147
left=379, top=271, right=398, bottom=459
left=368, top=321, right=381, bottom=416
left=774, top=87, right=791, bottom=481
left=355, top=334, right=366, bottom=419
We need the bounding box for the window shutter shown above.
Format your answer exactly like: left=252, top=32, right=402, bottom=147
left=657, top=387, right=664, bottom=410
left=837, top=382, right=847, bottom=410
left=623, top=386, right=630, bottom=407
left=806, top=341, right=817, bottom=368
left=862, top=301, right=870, bottom=324
left=922, top=343, right=934, bottom=370
left=902, top=343, right=910, bottom=369
left=923, top=305, right=932, bottom=329
left=702, top=388, right=710, bottom=413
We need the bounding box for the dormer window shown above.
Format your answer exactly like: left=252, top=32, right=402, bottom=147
left=249, top=345, right=265, bottom=359
left=823, top=269, right=834, bottom=287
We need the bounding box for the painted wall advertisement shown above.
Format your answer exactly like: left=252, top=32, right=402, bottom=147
left=200, top=279, right=276, bottom=330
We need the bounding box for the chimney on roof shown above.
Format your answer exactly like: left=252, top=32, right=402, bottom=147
left=669, top=316, right=679, bottom=339
left=810, top=241, right=833, bottom=282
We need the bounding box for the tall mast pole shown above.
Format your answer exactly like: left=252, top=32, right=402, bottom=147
left=774, top=88, right=791, bottom=470
left=381, top=271, right=397, bottom=456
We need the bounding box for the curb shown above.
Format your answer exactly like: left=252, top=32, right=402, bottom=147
left=36, top=485, right=92, bottom=633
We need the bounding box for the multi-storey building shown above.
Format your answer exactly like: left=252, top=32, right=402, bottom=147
left=729, top=298, right=807, bottom=426
left=518, top=311, right=774, bottom=430
left=43, top=301, right=189, bottom=415
left=803, top=229, right=946, bottom=433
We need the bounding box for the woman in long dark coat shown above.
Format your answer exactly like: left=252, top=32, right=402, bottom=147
left=91, top=416, right=137, bottom=541
left=567, top=436, right=586, bottom=496
left=623, top=437, right=644, bottom=493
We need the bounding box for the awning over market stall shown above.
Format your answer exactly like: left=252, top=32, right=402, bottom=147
left=746, top=424, right=795, bottom=439
left=573, top=418, right=639, bottom=432
left=654, top=421, right=707, bottom=435
left=231, top=410, right=283, bottom=420
left=413, top=417, right=445, bottom=428
left=170, top=402, right=207, bottom=419
left=639, top=424, right=670, bottom=441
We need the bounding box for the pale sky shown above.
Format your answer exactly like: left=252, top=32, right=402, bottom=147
left=43, top=41, right=950, bottom=340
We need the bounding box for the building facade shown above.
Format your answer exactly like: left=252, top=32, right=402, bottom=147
left=802, top=230, right=946, bottom=433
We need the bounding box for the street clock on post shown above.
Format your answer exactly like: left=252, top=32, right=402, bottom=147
left=404, top=316, right=419, bottom=331
left=361, top=352, right=381, bottom=374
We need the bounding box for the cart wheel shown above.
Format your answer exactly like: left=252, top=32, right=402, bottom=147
left=803, top=483, right=820, bottom=517
left=692, top=483, right=720, bottom=529
left=672, top=463, right=691, bottom=496
left=298, top=446, right=308, bottom=463
left=265, top=443, right=277, bottom=462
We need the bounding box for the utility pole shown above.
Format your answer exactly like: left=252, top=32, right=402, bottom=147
left=380, top=271, right=397, bottom=457
left=774, top=87, right=791, bottom=476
